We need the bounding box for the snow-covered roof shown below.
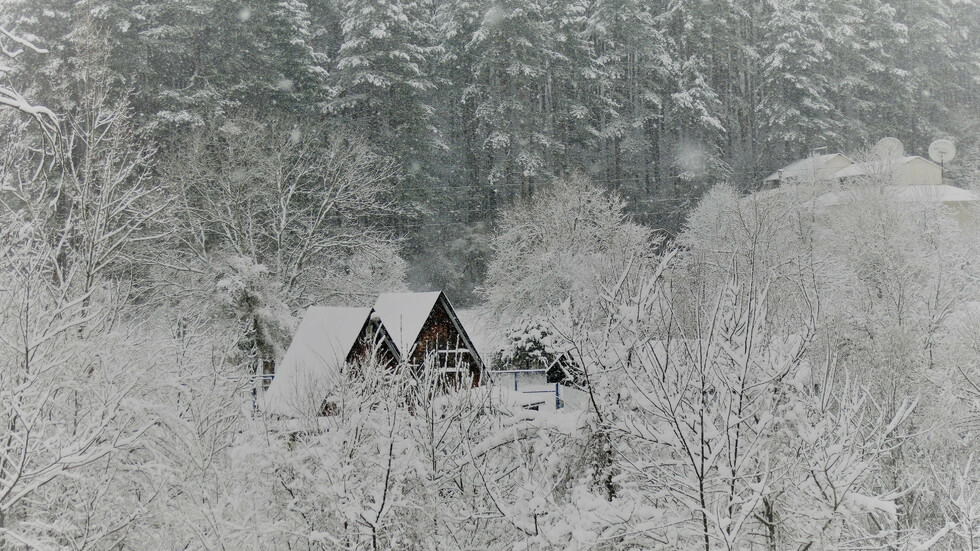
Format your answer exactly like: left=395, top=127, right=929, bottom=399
left=263, top=306, right=374, bottom=417
left=893, top=184, right=978, bottom=203
left=764, top=153, right=853, bottom=182
left=815, top=184, right=980, bottom=208
left=372, top=291, right=442, bottom=353
left=830, top=156, right=939, bottom=179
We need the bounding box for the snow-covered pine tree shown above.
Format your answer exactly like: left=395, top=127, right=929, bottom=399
left=583, top=0, right=669, bottom=197
left=10, top=0, right=327, bottom=129
left=756, top=0, right=841, bottom=162
left=464, top=0, right=563, bottom=197
left=653, top=0, right=727, bottom=190
left=330, top=0, right=437, bottom=169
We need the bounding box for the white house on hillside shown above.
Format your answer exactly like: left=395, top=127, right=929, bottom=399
left=832, top=155, right=942, bottom=186
left=762, top=148, right=980, bottom=226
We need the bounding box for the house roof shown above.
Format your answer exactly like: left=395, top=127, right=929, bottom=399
left=815, top=184, right=980, bottom=208
left=764, top=153, right=853, bottom=182
left=373, top=291, right=442, bottom=354
left=373, top=291, right=486, bottom=371
left=831, top=155, right=940, bottom=179
left=263, top=306, right=375, bottom=417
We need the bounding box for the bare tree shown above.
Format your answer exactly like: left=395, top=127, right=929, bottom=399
left=484, top=175, right=659, bottom=328
left=562, top=249, right=915, bottom=550
left=165, top=118, right=401, bottom=299
left=0, top=75, right=170, bottom=547
left=0, top=222, right=152, bottom=547
left=159, top=119, right=405, bottom=381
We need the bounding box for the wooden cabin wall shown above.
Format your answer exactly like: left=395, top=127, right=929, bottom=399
left=412, top=299, right=481, bottom=390
left=347, top=319, right=401, bottom=375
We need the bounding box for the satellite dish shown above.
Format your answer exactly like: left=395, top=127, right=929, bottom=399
left=874, top=137, right=905, bottom=158
left=929, top=139, right=956, bottom=164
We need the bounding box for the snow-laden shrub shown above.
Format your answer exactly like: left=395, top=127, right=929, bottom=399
left=499, top=317, right=563, bottom=368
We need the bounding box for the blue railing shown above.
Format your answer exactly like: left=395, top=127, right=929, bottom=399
left=488, top=370, right=561, bottom=410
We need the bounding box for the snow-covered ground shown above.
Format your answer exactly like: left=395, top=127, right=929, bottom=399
left=488, top=380, right=589, bottom=412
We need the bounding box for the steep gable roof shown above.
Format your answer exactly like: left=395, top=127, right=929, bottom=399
left=372, top=291, right=442, bottom=354
left=264, top=306, right=391, bottom=417
left=373, top=291, right=485, bottom=371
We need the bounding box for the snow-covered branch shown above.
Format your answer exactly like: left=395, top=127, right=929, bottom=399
left=0, top=25, right=57, bottom=136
